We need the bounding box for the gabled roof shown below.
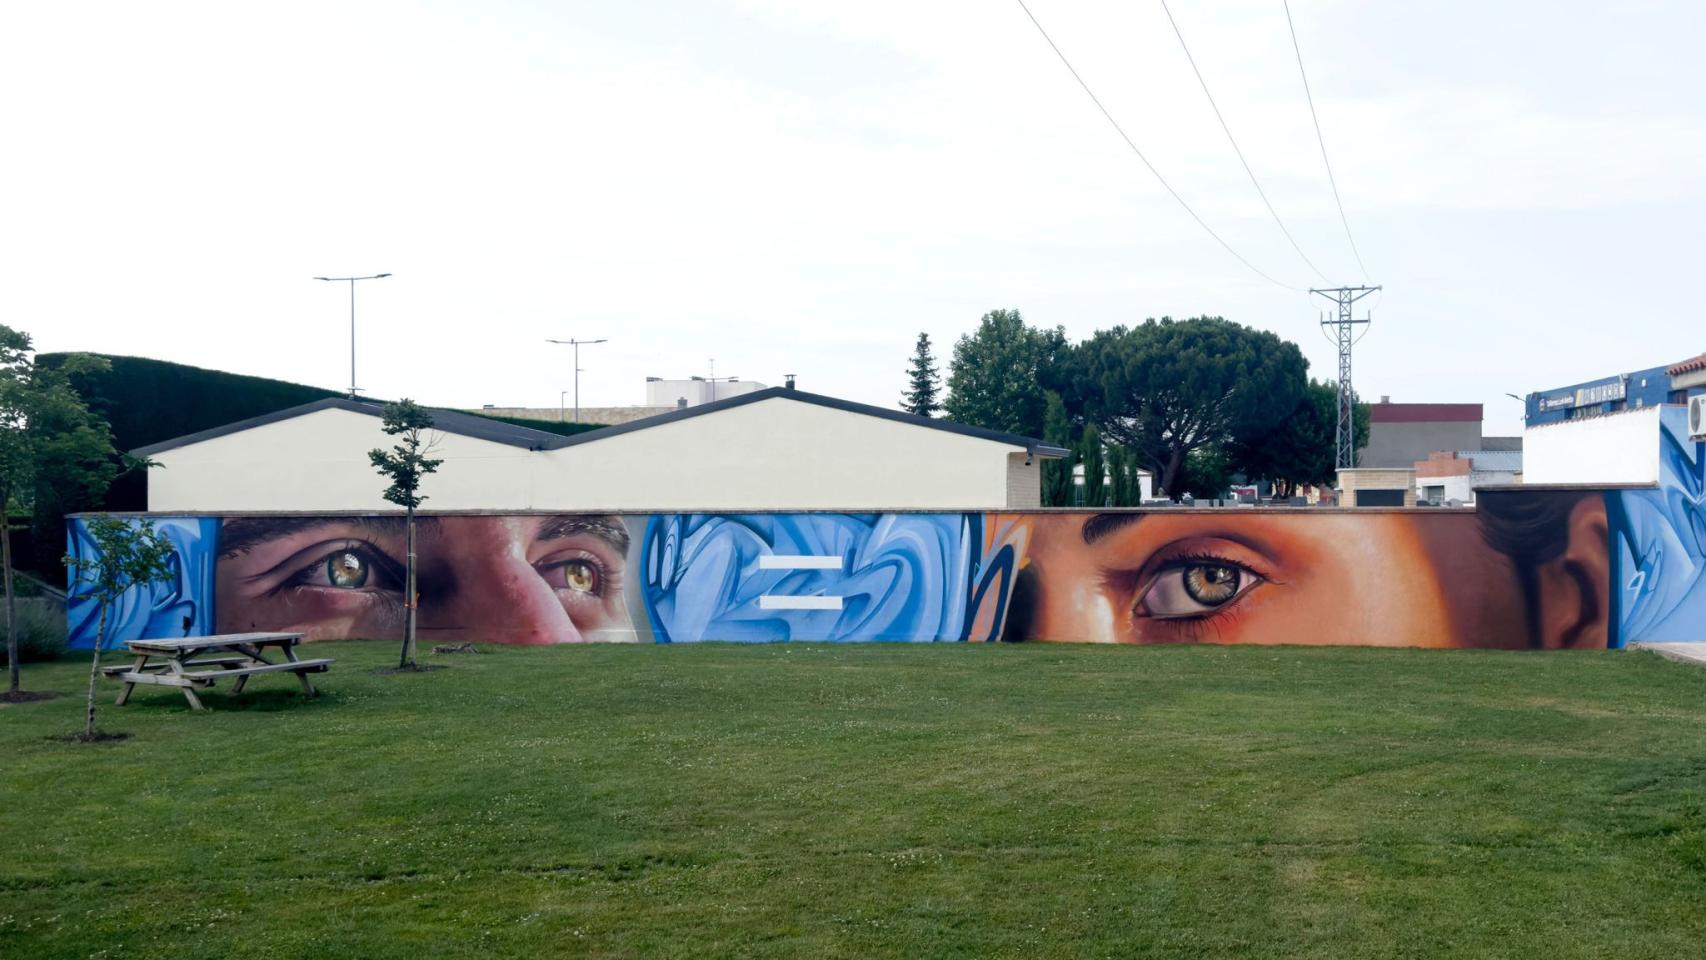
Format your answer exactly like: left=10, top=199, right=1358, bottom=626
left=133, top=389, right=1069, bottom=459
left=132, top=398, right=578, bottom=456
left=525, top=387, right=1068, bottom=457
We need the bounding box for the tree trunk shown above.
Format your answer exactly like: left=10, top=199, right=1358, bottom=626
left=86, top=605, right=107, bottom=739
left=1162, top=447, right=1187, bottom=500
left=4, top=514, right=17, bottom=695
left=400, top=507, right=417, bottom=670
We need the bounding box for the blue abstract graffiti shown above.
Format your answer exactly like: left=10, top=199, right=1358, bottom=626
left=639, top=513, right=1008, bottom=642
left=65, top=517, right=218, bottom=650
left=1609, top=407, right=1706, bottom=644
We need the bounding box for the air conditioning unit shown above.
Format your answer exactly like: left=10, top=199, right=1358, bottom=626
left=1691, top=394, right=1706, bottom=440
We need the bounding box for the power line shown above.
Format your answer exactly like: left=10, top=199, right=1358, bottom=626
left=1012, top=0, right=1299, bottom=291
left=1283, top=0, right=1370, bottom=279
left=1158, top=0, right=1328, bottom=284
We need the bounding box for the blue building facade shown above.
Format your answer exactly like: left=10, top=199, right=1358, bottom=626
left=1526, top=354, right=1706, bottom=426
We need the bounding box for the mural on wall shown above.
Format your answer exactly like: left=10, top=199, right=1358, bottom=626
left=639, top=513, right=1024, bottom=642
left=1608, top=407, right=1706, bottom=644
left=64, top=453, right=1706, bottom=651
left=66, top=517, right=218, bottom=646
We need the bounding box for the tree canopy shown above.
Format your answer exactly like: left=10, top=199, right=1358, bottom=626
left=944, top=309, right=1066, bottom=439
left=1084, top=317, right=1307, bottom=499
left=0, top=327, right=118, bottom=694
left=1225, top=379, right=1370, bottom=498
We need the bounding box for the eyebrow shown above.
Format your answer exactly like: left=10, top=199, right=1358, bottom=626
left=538, top=515, right=630, bottom=553
left=219, top=516, right=419, bottom=557
left=1082, top=513, right=1144, bottom=545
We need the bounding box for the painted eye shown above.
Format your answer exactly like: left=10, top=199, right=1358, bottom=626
left=563, top=560, right=598, bottom=594
left=326, top=551, right=369, bottom=588
left=539, top=557, right=602, bottom=596
left=1139, top=561, right=1257, bottom=618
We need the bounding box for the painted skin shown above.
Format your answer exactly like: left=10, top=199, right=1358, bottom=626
left=1015, top=511, right=1578, bottom=648
left=215, top=515, right=633, bottom=644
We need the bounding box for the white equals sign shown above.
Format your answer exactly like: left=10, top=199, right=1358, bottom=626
left=756, top=555, right=844, bottom=610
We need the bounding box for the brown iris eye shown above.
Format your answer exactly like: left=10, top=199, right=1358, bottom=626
left=326, top=552, right=368, bottom=588
left=1181, top=563, right=1239, bottom=605
left=562, top=560, right=598, bottom=594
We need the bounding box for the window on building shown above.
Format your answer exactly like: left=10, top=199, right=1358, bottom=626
left=1423, top=485, right=1445, bottom=501
left=1670, top=389, right=1688, bottom=405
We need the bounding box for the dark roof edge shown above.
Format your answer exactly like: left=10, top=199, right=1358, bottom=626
left=543, top=387, right=1066, bottom=456
left=132, top=397, right=576, bottom=457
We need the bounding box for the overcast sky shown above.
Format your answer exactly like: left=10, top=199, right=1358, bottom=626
left=7, top=1, right=1703, bottom=436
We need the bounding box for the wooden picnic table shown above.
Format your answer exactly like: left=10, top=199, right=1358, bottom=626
left=105, top=632, right=333, bottom=711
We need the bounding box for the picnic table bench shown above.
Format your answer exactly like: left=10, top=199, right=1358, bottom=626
left=105, top=632, right=333, bottom=711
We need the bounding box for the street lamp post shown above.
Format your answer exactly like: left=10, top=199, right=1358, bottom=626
left=314, top=273, right=392, bottom=398
left=560, top=390, right=570, bottom=423
left=546, top=337, right=607, bottom=423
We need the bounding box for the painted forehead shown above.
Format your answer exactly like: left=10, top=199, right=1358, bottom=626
left=218, top=515, right=629, bottom=557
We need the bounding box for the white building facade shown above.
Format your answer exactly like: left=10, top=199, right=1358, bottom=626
left=136, top=390, right=1066, bottom=512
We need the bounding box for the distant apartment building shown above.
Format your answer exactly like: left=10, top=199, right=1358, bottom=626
left=1359, top=400, right=1485, bottom=468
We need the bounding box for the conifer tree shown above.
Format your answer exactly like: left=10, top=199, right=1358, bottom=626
left=900, top=333, right=941, bottom=417
left=1080, top=423, right=1107, bottom=508
left=1041, top=391, right=1076, bottom=507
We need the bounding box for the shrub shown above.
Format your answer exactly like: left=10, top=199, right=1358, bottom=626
left=0, top=599, right=66, bottom=664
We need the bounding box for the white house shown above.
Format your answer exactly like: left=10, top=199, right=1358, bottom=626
left=134, top=388, right=1068, bottom=512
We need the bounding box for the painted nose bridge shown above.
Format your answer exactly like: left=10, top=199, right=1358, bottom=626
left=425, top=543, right=578, bottom=646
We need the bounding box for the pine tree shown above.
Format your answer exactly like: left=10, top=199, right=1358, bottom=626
left=900, top=333, right=941, bottom=417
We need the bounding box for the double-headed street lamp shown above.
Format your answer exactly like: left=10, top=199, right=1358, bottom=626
left=547, top=337, right=607, bottom=423
left=314, top=273, right=392, bottom=398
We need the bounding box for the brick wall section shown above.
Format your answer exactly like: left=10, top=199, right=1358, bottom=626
left=1005, top=453, right=1041, bottom=508
left=1338, top=467, right=1418, bottom=507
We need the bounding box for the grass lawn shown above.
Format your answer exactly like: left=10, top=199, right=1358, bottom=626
left=3, top=641, right=1705, bottom=959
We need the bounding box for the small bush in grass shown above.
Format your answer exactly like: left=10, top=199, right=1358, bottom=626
left=0, top=599, right=64, bottom=665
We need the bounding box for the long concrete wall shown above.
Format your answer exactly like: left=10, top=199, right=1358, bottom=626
left=68, top=492, right=1706, bottom=652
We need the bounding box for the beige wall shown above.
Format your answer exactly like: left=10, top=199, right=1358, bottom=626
left=147, top=398, right=1037, bottom=512
left=148, top=408, right=552, bottom=512
left=538, top=398, right=1020, bottom=510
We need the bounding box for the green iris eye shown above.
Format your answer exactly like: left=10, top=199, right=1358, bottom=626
left=1181, top=563, right=1239, bottom=606
left=326, top=552, right=369, bottom=589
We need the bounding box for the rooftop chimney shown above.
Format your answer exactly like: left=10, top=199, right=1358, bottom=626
left=1379, top=395, right=1391, bottom=404
left=784, top=373, right=796, bottom=390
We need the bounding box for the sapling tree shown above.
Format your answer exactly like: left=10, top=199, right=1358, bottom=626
left=64, top=516, right=175, bottom=739
left=368, top=400, right=441, bottom=669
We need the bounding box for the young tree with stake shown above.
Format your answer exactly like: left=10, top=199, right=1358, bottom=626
left=368, top=400, right=441, bottom=670
left=63, top=517, right=175, bottom=739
